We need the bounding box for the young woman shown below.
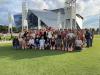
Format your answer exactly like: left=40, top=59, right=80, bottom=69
left=28, top=37, right=35, bottom=49
left=50, top=37, right=55, bottom=50
left=21, top=37, right=27, bottom=50
left=55, top=35, right=62, bottom=50
left=62, top=37, right=67, bottom=51
left=39, top=37, right=45, bottom=50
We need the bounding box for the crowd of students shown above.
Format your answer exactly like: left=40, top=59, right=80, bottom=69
left=12, top=28, right=94, bottom=52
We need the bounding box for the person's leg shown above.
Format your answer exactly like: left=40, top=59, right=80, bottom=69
left=22, top=44, right=24, bottom=50
left=75, top=46, right=82, bottom=50
left=16, top=45, right=19, bottom=49
left=30, top=44, right=32, bottom=49
left=86, top=39, right=90, bottom=48
left=39, top=45, right=41, bottom=50
left=90, top=39, right=93, bottom=47
left=42, top=46, right=44, bottom=50
left=13, top=45, right=15, bottom=49
left=15, top=44, right=18, bottom=49
left=68, top=42, right=71, bottom=51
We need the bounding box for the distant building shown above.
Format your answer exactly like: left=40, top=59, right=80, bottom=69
left=14, top=8, right=83, bottom=29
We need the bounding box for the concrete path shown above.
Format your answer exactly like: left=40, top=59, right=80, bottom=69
left=0, top=40, right=12, bottom=44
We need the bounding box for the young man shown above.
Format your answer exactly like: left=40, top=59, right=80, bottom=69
left=85, top=30, right=91, bottom=48
left=12, top=36, right=19, bottom=49
left=50, top=37, right=55, bottom=50
left=34, top=35, right=40, bottom=49
left=67, top=31, right=76, bottom=51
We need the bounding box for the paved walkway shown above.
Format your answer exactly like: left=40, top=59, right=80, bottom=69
left=0, top=40, right=12, bottom=44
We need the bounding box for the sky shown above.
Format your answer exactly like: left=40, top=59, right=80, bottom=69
left=0, top=0, right=100, bottom=29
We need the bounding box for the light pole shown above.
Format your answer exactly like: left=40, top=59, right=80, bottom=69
left=8, top=12, right=13, bottom=38
left=8, top=12, right=13, bottom=33
left=57, top=11, right=62, bottom=30
left=99, top=12, right=100, bottom=35
left=22, top=0, right=28, bottom=32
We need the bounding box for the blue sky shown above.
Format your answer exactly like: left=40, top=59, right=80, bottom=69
left=0, top=0, right=100, bottom=29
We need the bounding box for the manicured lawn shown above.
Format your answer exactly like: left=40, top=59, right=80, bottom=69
left=0, top=35, right=100, bottom=75
left=95, top=35, right=100, bottom=38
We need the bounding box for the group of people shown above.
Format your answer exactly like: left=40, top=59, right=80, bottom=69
left=12, top=28, right=94, bottom=52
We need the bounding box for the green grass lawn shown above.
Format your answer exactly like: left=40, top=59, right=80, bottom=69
left=0, top=36, right=100, bottom=75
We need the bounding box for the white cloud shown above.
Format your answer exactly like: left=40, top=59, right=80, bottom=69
left=77, top=0, right=100, bottom=17
left=0, top=0, right=100, bottom=28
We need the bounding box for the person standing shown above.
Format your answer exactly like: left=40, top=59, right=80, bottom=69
left=90, top=29, right=94, bottom=47
left=12, top=36, right=19, bottom=49
left=85, top=30, right=91, bottom=48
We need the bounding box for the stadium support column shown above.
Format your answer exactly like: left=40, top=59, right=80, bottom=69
left=64, top=0, right=76, bottom=29
left=70, top=2, right=73, bottom=30
left=74, top=0, right=77, bottom=29
left=22, top=0, right=28, bottom=32
left=64, top=0, right=73, bottom=29
left=70, top=0, right=77, bottom=29
left=57, top=11, right=62, bottom=30
left=38, top=17, right=41, bottom=30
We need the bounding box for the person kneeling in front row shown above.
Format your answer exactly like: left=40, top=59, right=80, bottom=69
left=39, top=37, right=45, bottom=50
left=28, top=37, right=35, bottom=49
left=75, top=37, right=83, bottom=51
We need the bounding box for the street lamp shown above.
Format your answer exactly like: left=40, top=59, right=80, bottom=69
left=22, top=0, right=28, bottom=32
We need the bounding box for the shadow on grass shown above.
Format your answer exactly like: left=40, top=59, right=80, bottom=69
left=0, top=45, right=81, bottom=60
left=0, top=45, right=66, bottom=60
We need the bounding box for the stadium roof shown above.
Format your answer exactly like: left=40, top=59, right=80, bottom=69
left=30, top=9, right=64, bottom=28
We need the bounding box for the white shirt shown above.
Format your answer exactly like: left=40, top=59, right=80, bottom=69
left=31, top=33, right=35, bottom=38
left=48, top=31, right=52, bottom=38
left=39, top=39, right=45, bottom=46
left=67, top=33, right=75, bottom=38
left=19, top=38, right=23, bottom=42
left=29, top=39, right=34, bottom=45
left=75, top=40, right=83, bottom=47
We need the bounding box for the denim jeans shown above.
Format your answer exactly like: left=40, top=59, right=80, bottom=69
left=86, top=39, right=90, bottom=47
left=13, top=45, right=19, bottom=49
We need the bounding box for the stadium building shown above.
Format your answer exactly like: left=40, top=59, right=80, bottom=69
left=14, top=8, right=83, bottom=30
left=14, top=0, right=83, bottom=30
